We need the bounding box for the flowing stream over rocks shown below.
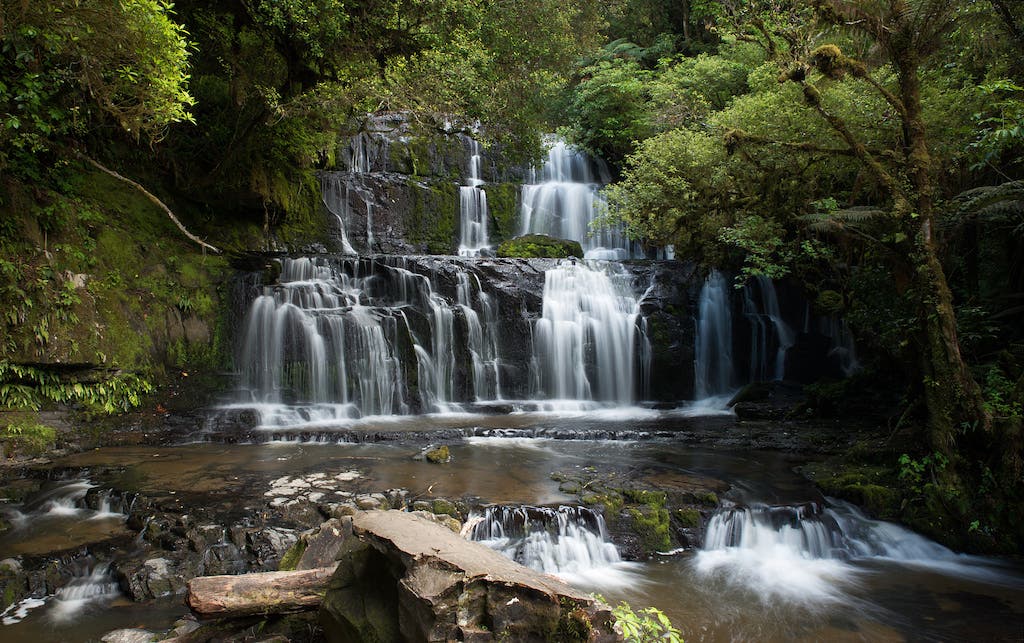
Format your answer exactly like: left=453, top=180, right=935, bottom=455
left=3, top=128, right=1021, bottom=642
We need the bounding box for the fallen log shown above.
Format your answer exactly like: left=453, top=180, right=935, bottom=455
left=186, top=565, right=337, bottom=619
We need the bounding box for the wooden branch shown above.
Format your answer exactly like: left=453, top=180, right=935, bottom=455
left=799, top=82, right=909, bottom=209
left=76, top=153, right=222, bottom=255
left=186, top=566, right=337, bottom=619
left=734, top=132, right=889, bottom=157
left=856, top=68, right=908, bottom=120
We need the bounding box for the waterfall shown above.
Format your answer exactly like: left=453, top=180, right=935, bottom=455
left=742, top=276, right=795, bottom=382
left=694, top=271, right=735, bottom=399
left=458, top=138, right=490, bottom=256
left=468, top=505, right=626, bottom=583
left=817, top=314, right=860, bottom=377
left=519, top=139, right=634, bottom=260
left=320, top=175, right=358, bottom=255
left=457, top=271, right=503, bottom=400
left=320, top=130, right=386, bottom=254
left=531, top=261, right=647, bottom=405
left=232, top=256, right=519, bottom=426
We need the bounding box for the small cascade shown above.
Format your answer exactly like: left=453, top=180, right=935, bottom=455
left=48, top=562, right=120, bottom=623
left=531, top=261, right=648, bottom=405
left=1, top=559, right=120, bottom=626
left=458, top=138, right=490, bottom=256
left=468, top=505, right=622, bottom=579
left=702, top=502, right=848, bottom=559
left=3, top=479, right=128, bottom=527
left=519, top=139, right=634, bottom=260
left=802, top=305, right=860, bottom=377
left=696, top=499, right=1007, bottom=605
left=694, top=271, right=735, bottom=399
left=742, top=276, right=796, bottom=382
left=320, top=130, right=388, bottom=254
left=457, top=271, right=503, bottom=400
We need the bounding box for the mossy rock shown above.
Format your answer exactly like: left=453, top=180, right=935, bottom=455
left=425, top=445, right=451, bottom=464
left=431, top=498, right=459, bottom=518
left=674, top=508, right=701, bottom=528
left=496, top=234, right=583, bottom=259
left=278, top=538, right=308, bottom=571
left=625, top=504, right=671, bottom=555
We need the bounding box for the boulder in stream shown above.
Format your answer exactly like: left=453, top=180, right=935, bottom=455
left=320, top=510, right=620, bottom=642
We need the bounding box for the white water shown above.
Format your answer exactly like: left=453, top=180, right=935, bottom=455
left=48, top=564, right=120, bottom=623
left=802, top=303, right=861, bottom=376
left=695, top=499, right=1017, bottom=607
left=531, top=261, right=648, bottom=404
left=234, top=257, right=520, bottom=424
left=457, top=271, right=503, bottom=400
left=519, top=139, right=634, bottom=260
left=458, top=138, right=490, bottom=256
left=694, top=271, right=735, bottom=400
left=1, top=563, right=120, bottom=626
left=469, top=505, right=639, bottom=587
left=742, top=276, right=796, bottom=382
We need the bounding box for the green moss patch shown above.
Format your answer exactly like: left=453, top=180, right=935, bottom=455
left=497, top=234, right=583, bottom=259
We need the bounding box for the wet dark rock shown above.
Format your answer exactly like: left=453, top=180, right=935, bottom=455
left=246, top=527, right=299, bottom=571
left=119, top=556, right=192, bottom=599
left=728, top=381, right=807, bottom=420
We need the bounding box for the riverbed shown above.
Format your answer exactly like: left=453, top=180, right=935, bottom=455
left=1, top=410, right=1022, bottom=642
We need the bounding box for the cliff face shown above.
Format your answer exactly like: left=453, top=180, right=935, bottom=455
left=316, top=113, right=526, bottom=256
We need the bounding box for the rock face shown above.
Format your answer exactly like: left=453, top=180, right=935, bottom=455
left=321, top=113, right=525, bottom=256
left=320, top=511, right=620, bottom=642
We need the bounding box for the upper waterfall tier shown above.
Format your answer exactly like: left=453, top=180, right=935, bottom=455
left=519, top=140, right=638, bottom=260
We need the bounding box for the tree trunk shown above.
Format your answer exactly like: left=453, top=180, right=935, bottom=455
left=186, top=566, right=336, bottom=619
left=898, top=58, right=990, bottom=450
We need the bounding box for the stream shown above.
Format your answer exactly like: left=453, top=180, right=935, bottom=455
left=2, top=413, right=1022, bottom=642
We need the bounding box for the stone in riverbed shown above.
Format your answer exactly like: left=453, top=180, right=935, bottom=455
left=100, top=629, right=156, bottom=643
left=319, top=510, right=619, bottom=642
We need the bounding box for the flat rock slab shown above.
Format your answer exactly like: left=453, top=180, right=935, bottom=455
left=352, top=510, right=590, bottom=599
left=322, top=510, right=620, bottom=642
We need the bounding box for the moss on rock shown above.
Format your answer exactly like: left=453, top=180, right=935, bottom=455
left=496, top=234, right=583, bottom=259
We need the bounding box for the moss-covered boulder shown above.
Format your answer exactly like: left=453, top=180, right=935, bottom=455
left=496, top=234, right=583, bottom=259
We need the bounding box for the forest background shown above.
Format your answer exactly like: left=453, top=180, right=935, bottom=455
left=1, top=0, right=1023, bottom=552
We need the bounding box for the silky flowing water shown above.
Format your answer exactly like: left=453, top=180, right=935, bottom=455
left=3, top=414, right=1022, bottom=642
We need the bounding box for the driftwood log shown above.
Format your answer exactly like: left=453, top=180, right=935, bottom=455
left=186, top=565, right=336, bottom=619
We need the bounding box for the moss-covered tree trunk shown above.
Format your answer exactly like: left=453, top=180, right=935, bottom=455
left=897, top=56, right=990, bottom=452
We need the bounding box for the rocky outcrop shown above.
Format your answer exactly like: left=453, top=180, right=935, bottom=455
left=321, top=113, right=526, bottom=256
left=497, top=234, right=584, bottom=258
left=320, top=510, right=620, bottom=642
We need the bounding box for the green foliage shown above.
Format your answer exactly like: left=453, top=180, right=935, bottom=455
left=0, top=0, right=194, bottom=167
left=0, top=362, right=153, bottom=415
left=611, top=601, right=682, bottom=643
left=981, top=365, right=1023, bottom=419
left=0, top=421, right=56, bottom=457
left=969, top=79, right=1024, bottom=170
left=567, top=59, right=654, bottom=163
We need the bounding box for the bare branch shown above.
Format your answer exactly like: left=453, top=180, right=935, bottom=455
left=77, top=153, right=222, bottom=255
